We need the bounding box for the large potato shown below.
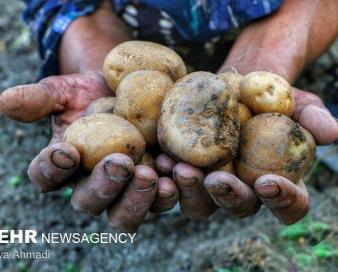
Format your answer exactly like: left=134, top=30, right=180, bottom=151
left=63, top=113, right=145, bottom=171
left=114, top=70, right=173, bottom=146
left=236, top=113, right=316, bottom=186
left=84, top=97, right=116, bottom=116
left=218, top=72, right=243, bottom=101
left=158, top=71, right=240, bottom=168
left=240, top=71, right=295, bottom=116
left=103, top=41, right=187, bottom=91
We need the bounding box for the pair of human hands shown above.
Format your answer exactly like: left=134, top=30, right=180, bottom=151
left=0, top=71, right=337, bottom=233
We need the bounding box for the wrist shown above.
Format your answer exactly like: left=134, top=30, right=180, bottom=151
left=59, top=0, right=130, bottom=74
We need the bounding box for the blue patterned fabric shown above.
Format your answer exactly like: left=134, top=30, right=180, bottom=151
left=22, top=0, right=284, bottom=77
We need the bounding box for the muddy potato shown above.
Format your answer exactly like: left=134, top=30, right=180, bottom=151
left=236, top=113, right=316, bottom=186
left=240, top=71, right=295, bottom=116
left=84, top=97, right=116, bottom=116
left=63, top=113, right=145, bottom=171
left=103, top=41, right=187, bottom=91
left=238, top=103, right=253, bottom=126
left=139, top=152, right=155, bottom=168
left=218, top=72, right=243, bottom=101
left=114, top=70, right=173, bottom=146
left=207, top=160, right=236, bottom=175
left=158, top=71, right=240, bottom=168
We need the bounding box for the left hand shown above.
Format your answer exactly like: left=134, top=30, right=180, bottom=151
left=151, top=88, right=338, bottom=224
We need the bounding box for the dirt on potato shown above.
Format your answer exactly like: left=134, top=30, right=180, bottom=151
left=0, top=2, right=337, bottom=272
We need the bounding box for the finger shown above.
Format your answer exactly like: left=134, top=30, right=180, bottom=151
left=0, top=81, right=65, bottom=123
left=173, top=163, right=217, bottom=220
left=71, top=154, right=134, bottom=216
left=107, top=165, right=158, bottom=233
left=150, top=177, right=179, bottom=213
left=204, top=171, right=260, bottom=218
left=155, top=153, right=176, bottom=176
left=28, top=143, right=80, bottom=192
left=293, top=89, right=338, bottom=145
left=254, top=174, right=309, bottom=224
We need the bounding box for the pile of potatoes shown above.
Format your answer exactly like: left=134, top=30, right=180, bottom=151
left=64, top=41, right=316, bottom=187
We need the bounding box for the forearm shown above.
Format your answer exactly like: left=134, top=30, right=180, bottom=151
left=59, top=0, right=130, bottom=74
left=221, top=0, right=338, bottom=83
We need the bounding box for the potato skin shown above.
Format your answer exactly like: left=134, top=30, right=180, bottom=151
left=240, top=71, right=295, bottom=116
left=158, top=71, right=240, bottom=168
left=114, top=70, right=173, bottom=146
left=236, top=113, right=316, bottom=186
left=238, top=103, right=253, bottom=126
left=218, top=72, right=243, bottom=101
left=63, top=113, right=146, bottom=171
left=84, top=97, right=116, bottom=116
left=103, top=41, right=187, bottom=91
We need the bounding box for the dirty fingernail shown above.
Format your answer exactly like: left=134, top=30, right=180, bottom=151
left=255, top=182, right=280, bottom=198
left=158, top=190, right=176, bottom=199
left=173, top=172, right=198, bottom=186
left=134, top=177, right=156, bottom=192
left=206, top=183, right=230, bottom=196
left=104, top=161, right=131, bottom=182
left=51, top=150, right=76, bottom=170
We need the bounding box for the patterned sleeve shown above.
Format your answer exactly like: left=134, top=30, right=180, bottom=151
left=22, top=0, right=102, bottom=78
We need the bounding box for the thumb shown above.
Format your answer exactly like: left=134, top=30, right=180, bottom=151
left=292, top=88, right=338, bottom=145
left=0, top=80, right=65, bottom=123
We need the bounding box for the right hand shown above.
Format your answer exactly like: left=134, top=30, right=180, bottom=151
left=0, top=71, right=179, bottom=232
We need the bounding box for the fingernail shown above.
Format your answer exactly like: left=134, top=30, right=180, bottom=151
left=255, top=182, right=280, bottom=198
left=158, top=190, right=176, bottom=199
left=173, top=172, right=199, bottom=186
left=104, top=161, right=131, bottom=183
left=133, top=176, right=156, bottom=192
left=51, top=150, right=76, bottom=170
left=206, top=183, right=230, bottom=196
left=156, top=165, right=171, bottom=174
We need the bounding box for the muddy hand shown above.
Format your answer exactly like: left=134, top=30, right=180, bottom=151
left=0, top=72, right=159, bottom=232
left=205, top=88, right=337, bottom=224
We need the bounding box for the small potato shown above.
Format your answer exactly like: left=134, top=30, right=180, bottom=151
left=139, top=152, right=155, bottom=168
left=218, top=72, right=243, bottom=101
left=240, top=71, right=295, bottom=116
left=103, top=41, right=187, bottom=91
left=236, top=113, right=316, bottom=186
left=84, top=97, right=116, bottom=116
left=63, top=113, right=145, bottom=171
left=114, top=70, right=173, bottom=146
left=158, top=71, right=240, bottom=168
left=238, top=103, right=253, bottom=126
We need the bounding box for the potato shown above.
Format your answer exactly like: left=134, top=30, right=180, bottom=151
left=114, top=70, right=173, bottom=146
left=103, top=41, right=187, bottom=91
left=218, top=72, right=243, bottom=101
left=63, top=113, right=145, bottom=171
left=238, top=103, right=253, bottom=126
left=139, top=152, right=155, bottom=168
left=240, top=71, right=295, bottom=116
left=218, top=161, right=236, bottom=175
left=236, top=113, right=316, bottom=186
left=84, top=97, right=116, bottom=116
left=158, top=71, right=240, bottom=168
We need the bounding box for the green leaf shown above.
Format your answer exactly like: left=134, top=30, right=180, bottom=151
left=313, top=243, right=333, bottom=258
left=8, top=176, right=22, bottom=188
left=296, top=253, right=312, bottom=269
left=62, top=263, right=78, bottom=272
left=280, top=223, right=310, bottom=240
left=17, top=261, right=27, bottom=272
left=311, top=222, right=330, bottom=233
left=62, top=187, right=73, bottom=201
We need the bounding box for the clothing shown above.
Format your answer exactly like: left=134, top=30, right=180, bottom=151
left=22, top=0, right=283, bottom=77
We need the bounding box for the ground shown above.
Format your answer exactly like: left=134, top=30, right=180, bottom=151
left=0, top=1, right=337, bottom=271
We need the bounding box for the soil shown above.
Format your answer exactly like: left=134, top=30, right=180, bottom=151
left=0, top=1, right=337, bottom=272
